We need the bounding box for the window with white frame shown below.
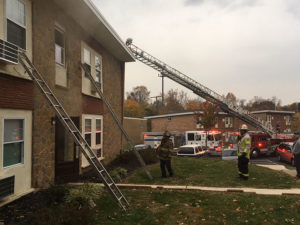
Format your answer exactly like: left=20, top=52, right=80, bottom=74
left=266, top=115, right=272, bottom=123
left=84, top=119, right=92, bottom=146
left=55, top=28, right=65, bottom=65
left=285, top=115, right=291, bottom=125
left=95, top=56, right=102, bottom=84
left=95, top=119, right=101, bottom=146
left=3, top=119, right=24, bottom=167
left=83, top=48, right=91, bottom=77
left=6, top=0, right=26, bottom=49
left=225, top=117, right=233, bottom=128
left=215, top=117, right=218, bottom=128
left=83, top=116, right=103, bottom=158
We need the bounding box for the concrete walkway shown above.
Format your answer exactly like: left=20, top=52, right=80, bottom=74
left=69, top=182, right=300, bottom=196
left=116, top=184, right=300, bottom=196
left=256, top=164, right=297, bottom=177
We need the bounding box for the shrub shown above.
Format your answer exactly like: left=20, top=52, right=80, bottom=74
left=45, top=184, right=69, bottom=204
left=66, top=183, right=101, bottom=209
left=110, top=167, right=128, bottom=182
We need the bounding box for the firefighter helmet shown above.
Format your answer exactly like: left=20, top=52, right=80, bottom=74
left=163, top=131, right=171, bottom=137
left=240, top=124, right=248, bottom=130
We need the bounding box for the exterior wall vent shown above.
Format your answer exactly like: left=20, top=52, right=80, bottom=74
left=0, top=176, right=15, bottom=199
left=0, top=39, right=19, bottom=64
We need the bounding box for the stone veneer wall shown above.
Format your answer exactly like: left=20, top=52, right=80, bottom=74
left=31, top=0, right=125, bottom=187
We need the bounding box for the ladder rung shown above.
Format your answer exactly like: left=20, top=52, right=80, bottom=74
left=71, top=130, right=79, bottom=133
left=118, top=196, right=123, bottom=201
left=45, top=92, right=52, bottom=95
left=54, top=105, right=61, bottom=107
left=36, top=79, right=44, bottom=83
left=108, top=183, right=114, bottom=187
left=63, top=117, right=70, bottom=120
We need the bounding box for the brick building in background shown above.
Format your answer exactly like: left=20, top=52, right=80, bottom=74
left=0, top=0, right=134, bottom=202
left=123, top=117, right=148, bottom=146
left=145, top=110, right=295, bottom=134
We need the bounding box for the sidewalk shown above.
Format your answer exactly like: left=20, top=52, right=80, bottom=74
left=69, top=183, right=300, bottom=196
left=256, top=164, right=297, bottom=177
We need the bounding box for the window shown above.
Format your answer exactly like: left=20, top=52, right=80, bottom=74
left=168, top=117, right=171, bottom=121
left=187, top=133, right=195, bottom=141
left=84, top=119, right=92, bottom=146
left=6, top=0, right=26, bottom=49
left=225, top=117, right=233, bottom=128
left=83, top=48, right=91, bottom=77
left=95, top=119, right=101, bottom=145
left=95, top=56, right=101, bottom=84
left=55, top=29, right=65, bottom=65
left=3, top=119, right=24, bottom=167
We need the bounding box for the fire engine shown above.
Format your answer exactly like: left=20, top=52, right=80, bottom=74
left=226, top=131, right=269, bottom=158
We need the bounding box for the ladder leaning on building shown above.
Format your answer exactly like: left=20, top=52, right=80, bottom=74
left=18, top=51, right=130, bottom=211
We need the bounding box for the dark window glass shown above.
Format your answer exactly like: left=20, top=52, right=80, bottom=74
left=96, top=133, right=101, bottom=145
left=7, top=20, right=26, bottom=49
left=178, top=147, right=195, bottom=154
left=85, top=133, right=91, bottom=146
left=84, top=63, right=91, bottom=77
left=187, top=133, right=194, bottom=141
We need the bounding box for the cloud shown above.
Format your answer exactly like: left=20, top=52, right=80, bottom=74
left=184, top=0, right=259, bottom=9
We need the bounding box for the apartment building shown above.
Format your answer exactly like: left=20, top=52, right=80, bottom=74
left=145, top=110, right=295, bottom=134
left=0, top=0, right=134, bottom=201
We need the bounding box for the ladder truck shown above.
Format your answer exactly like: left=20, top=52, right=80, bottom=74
left=125, top=39, right=275, bottom=137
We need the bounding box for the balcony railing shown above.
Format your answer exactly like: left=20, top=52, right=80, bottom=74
left=0, top=39, right=18, bottom=64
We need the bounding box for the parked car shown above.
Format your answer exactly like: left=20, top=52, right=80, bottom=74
left=277, top=142, right=295, bottom=166
left=177, top=145, right=208, bottom=157
left=222, top=149, right=238, bottom=161
left=208, top=145, right=222, bottom=156
left=134, top=144, right=152, bottom=151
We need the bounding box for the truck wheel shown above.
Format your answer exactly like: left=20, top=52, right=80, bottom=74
left=251, top=149, right=259, bottom=158
left=291, top=159, right=295, bottom=167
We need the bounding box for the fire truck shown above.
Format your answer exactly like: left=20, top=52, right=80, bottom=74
left=226, top=131, right=294, bottom=158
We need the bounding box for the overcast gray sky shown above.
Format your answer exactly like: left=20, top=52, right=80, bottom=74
left=92, top=0, right=300, bottom=105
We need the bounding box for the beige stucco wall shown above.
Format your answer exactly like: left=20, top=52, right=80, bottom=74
left=0, top=0, right=33, bottom=79
left=0, top=109, right=32, bottom=196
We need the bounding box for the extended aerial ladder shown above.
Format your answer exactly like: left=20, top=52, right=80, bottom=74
left=18, top=51, right=129, bottom=211
left=125, top=39, right=274, bottom=137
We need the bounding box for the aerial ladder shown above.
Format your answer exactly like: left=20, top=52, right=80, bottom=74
left=125, top=39, right=274, bottom=137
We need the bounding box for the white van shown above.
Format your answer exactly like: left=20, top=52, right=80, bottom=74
left=185, top=130, right=222, bottom=150
left=177, top=144, right=208, bottom=157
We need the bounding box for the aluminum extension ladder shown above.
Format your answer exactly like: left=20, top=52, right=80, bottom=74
left=81, top=64, right=153, bottom=180
left=18, top=51, right=129, bottom=211
left=126, top=40, right=274, bottom=137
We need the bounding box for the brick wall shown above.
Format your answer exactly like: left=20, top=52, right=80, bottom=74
left=0, top=73, right=34, bottom=110
left=31, top=0, right=125, bottom=187
left=150, top=112, right=293, bottom=134
left=82, top=94, right=104, bottom=115
left=123, top=118, right=148, bottom=145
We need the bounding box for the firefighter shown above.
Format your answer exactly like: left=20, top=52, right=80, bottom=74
left=157, top=131, right=174, bottom=178
left=237, top=124, right=251, bottom=180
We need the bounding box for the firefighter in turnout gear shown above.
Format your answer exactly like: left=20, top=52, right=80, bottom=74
left=157, top=131, right=174, bottom=178
left=237, top=124, right=251, bottom=180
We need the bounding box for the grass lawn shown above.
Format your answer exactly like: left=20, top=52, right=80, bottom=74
left=96, top=189, right=300, bottom=225
left=125, top=157, right=300, bottom=189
